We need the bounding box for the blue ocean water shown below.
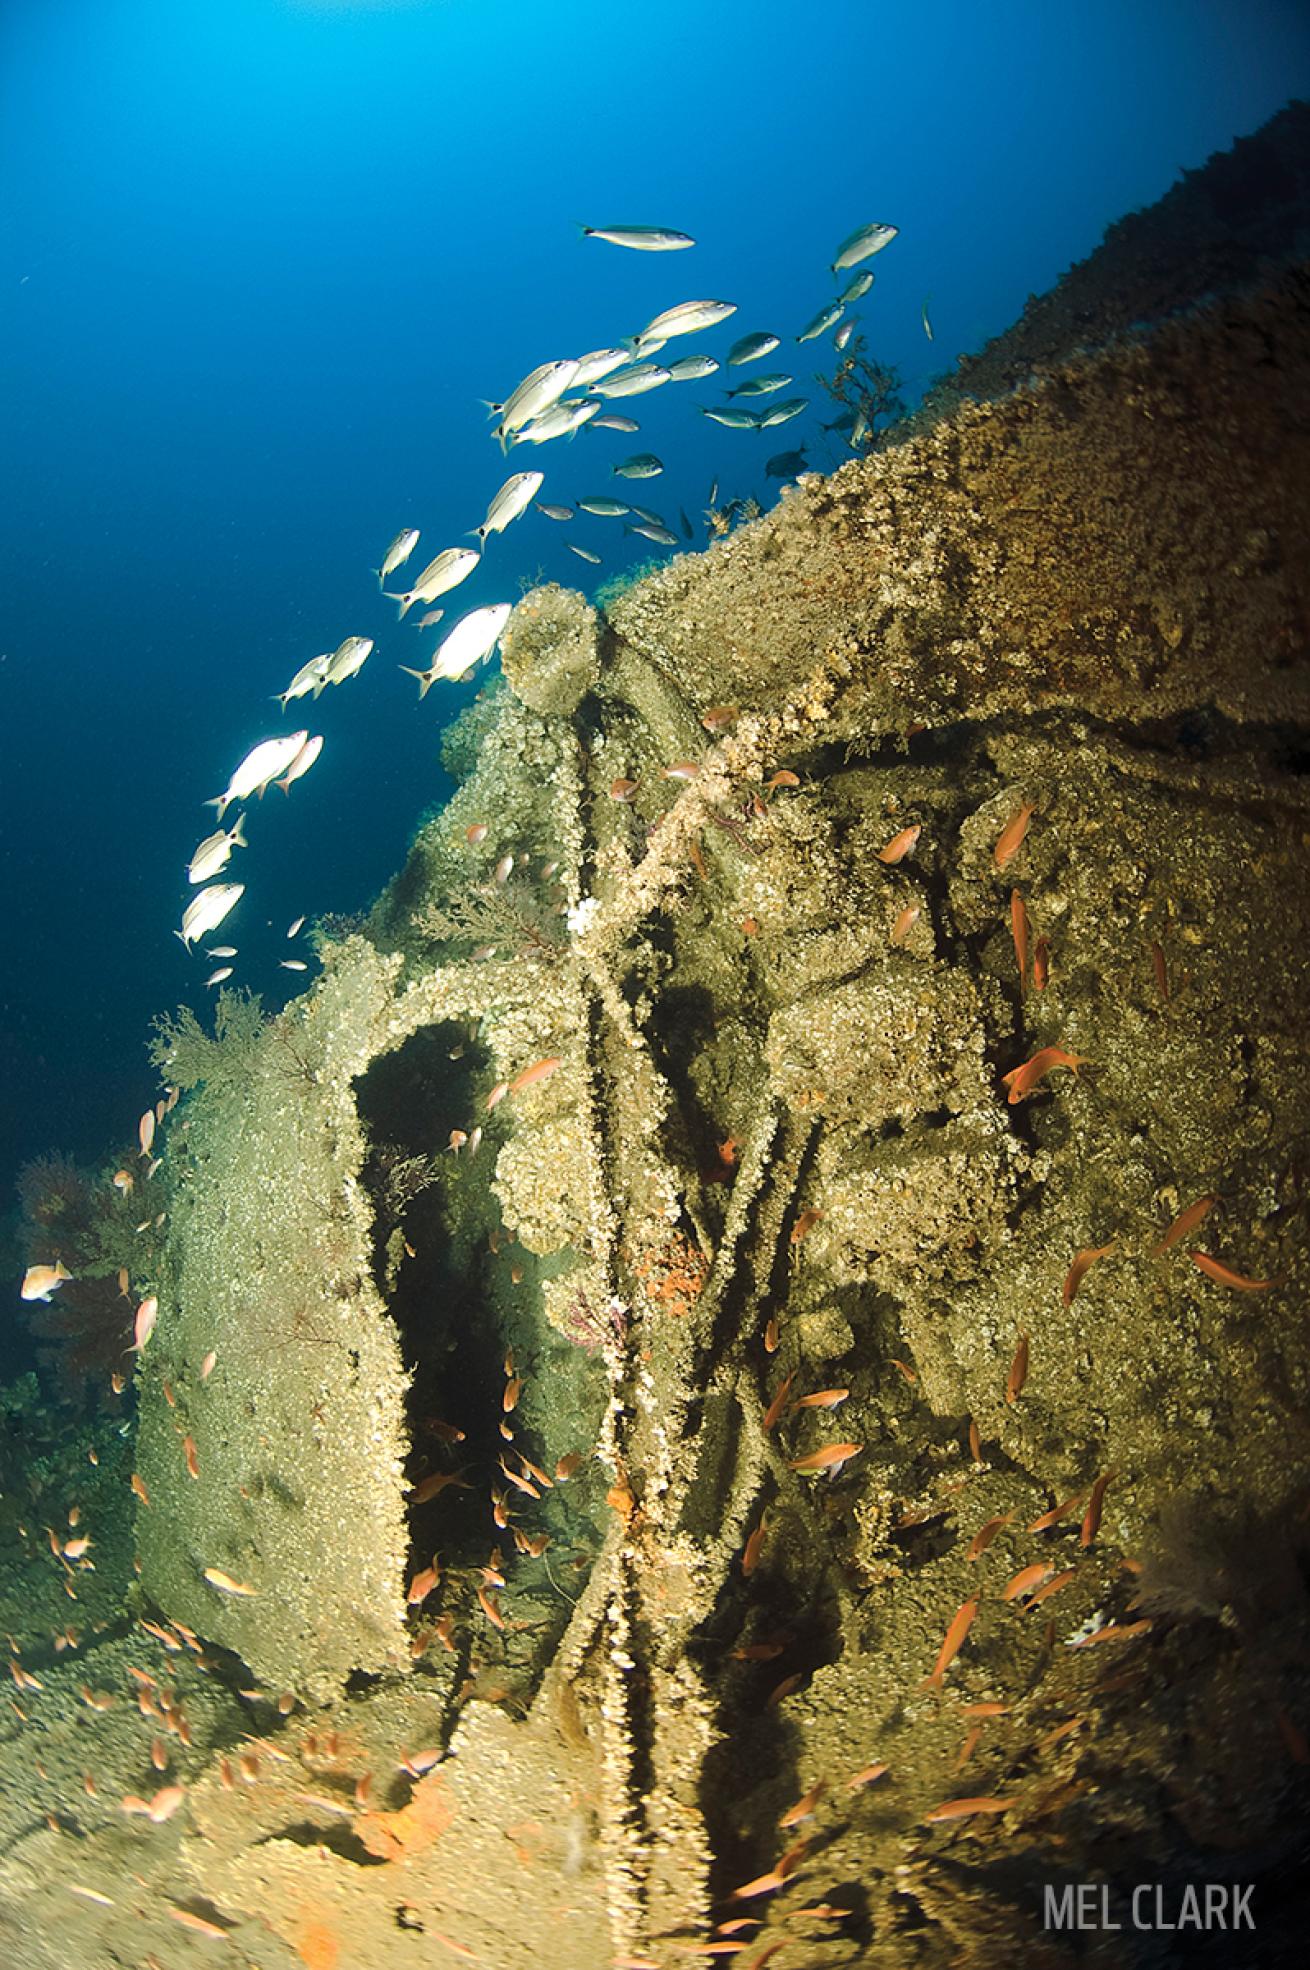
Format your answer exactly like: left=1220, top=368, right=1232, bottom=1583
left=1, top=0, right=1307, bottom=1272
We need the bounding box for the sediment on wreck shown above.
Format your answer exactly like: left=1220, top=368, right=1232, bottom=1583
left=80, top=197, right=1310, bottom=1970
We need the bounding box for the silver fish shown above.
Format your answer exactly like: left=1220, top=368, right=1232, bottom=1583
left=205, top=966, right=234, bottom=986
left=797, top=301, right=843, bottom=342
left=388, top=547, right=480, bottom=618
left=839, top=270, right=874, bottom=303
left=206, top=946, right=237, bottom=958
left=666, top=353, right=720, bottom=382
left=624, top=502, right=667, bottom=528
left=632, top=299, right=736, bottom=355
left=566, top=542, right=601, bottom=564
left=492, top=359, right=579, bottom=443
left=590, top=413, right=640, bottom=433
left=536, top=501, right=574, bottom=521
left=612, top=454, right=663, bottom=479
left=208, top=733, right=308, bottom=815
left=188, top=814, right=247, bottom=885
left=833, top=319, right=855, bottom=351
left=180, top=883, right=245, bottom=948
left=831, top=220, right=898, bottom=274
left=922, top=297, right=934, bottom=342
left=571, top=348, right=629, bottom=387
left=699, top=404, right=762, bottom=429
left=477, top=471, right=543, bottom=545
left=398, top=603, right=512, bottom=695
left=592, top=364, right=672, bottom=399
left=726, top=372, right=792, bottom=398
left=577, top=496, right=630, bottom=517
left=727, top=331, right=779, bottom=365
left=513, top=397, right=600, bottom=444
left=276, top=652, right=331, bottom=707
left=760, top=396, right=809, bottom=428
left=376, top=527, right=419, bottom=585
left=581, top=223, right=694, bottom=251
left=625, top=521, right=678, bottom=546
left=274, top=733, right=322, bottom=790
left=324, top=635, right=373, bottom=685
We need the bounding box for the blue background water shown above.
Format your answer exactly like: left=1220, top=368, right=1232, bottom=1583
left=1, top=0, right=1307, bottom=1261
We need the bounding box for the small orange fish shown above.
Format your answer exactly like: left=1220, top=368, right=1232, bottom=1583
left=485, top=1080, right=510, bottom=1111
left=926, top=1599, right=977, bottom=1687
left=965, top=1514, right=1013, bottom=1561
left=1002, top=1046, right=1090, bottom=1104
left=1032, top=936, right=1050, bottom=990
left=1028, top=1493, right=1084, bottom=1533
left=792, top=1388, right=849, bottom=1410
left=877, top=823, right=921, bottom=865
left=1002, top=1562, right=1054, bottom=1603
left=63, top=1535, right=90, bottom=1560
left=408, top=1469, right=470, bottom=1506
left=1153, top=1194, right=1217, bottom=1254
left=789, top=1208, right=823, bottom=1244
left=202, top=1567, right=257, bottom=1597
left=131, top=1296, right=158, bottom=1352
left=502, top=1377, right=522, bottom=1413
left=1080, top=1470, right=1116, bottom=1548
left=993, top=802, right=1035, bottom=871
left=924, top=1794, right=1012, bottom=1823
left=1062, top=1241, right=1115, bottom=1306
left=731, top=1871, right=788, bottom=1901
left=765, top=769, right=800, bottom=789
left=845, top=1761, right=888, bottom=1789
left=554, top=1452, right=583, bottom=1482
left=130, top=1473, right=151, bottom=1508
left=167, top=1908, right=228, bottom=1938
left=1068, top=1618, right=1152, bottom=1648
left=741, top=916, right=759, bottom=937
left=955, top=1725, right=982, bottom=1769
left=509, top=1056, right=561, bottom=1095
left=182, top=1436, right=200, bottom=1480
left=663, top=761, right=701, bottom=781
left=609, top=777, right=639, bottom=801
left=788, top=1441, right=863, bottom=1474
left=1189, top=1250, right=1276, bottom=1291
left=147, top=1784, right=185, bottom=1823
left=701, top=705, right=738, bottom=733
left=1010, top=889, right=1029, bottom=989
left=1028, top=1567, right=1077, bottom=1606
left=961, top=1702, right=1010, bottom=1717
left=778, top=1779, right=826, bottom=1828
left=1005, top=1332, right=1029, bottom=1404
left=890, top=903, right=921, bottom=946
left=968, top=1418, right=982, bottom=1463
left=763, top=1316, right=780, bottom=1354
left=476, top=1585, right=505, bottom=1631
left=762, top=1372, right=795, bottom=1432
left=742, top=1515, right=769, bottom=1577
left=406, top=1565, right=439, bottom=1606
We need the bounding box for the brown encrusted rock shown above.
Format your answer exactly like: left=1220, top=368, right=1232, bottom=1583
left=500, top=583, right=602, bottom=716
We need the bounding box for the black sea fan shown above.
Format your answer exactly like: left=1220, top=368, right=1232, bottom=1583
left=1134, top=1491, right=1309, bottom=1631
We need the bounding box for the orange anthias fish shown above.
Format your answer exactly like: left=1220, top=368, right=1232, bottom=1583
left=1010, top=890, right=1029, bottom=989
left=877, top=823, right=921, bottom=865
left=1189, top=1250, right=1276, bottom=1291
left=1062, top=1242, right=1116, bottom=1306
left=993, top=802, right=1035, bottom=871
left=1005, top=1332, right=1029, bottom=1404
left=508, top=1056, right=561, bottom=1096
left=788, top=1442, right=863, bottom=1475
left=1153, top=1194, right=1217, bottom=1254
left=925, top=1599, right=978, bottom=1687
left=924, top=1794, right=1012, bottom=1823
left=1001, top=1046, right=1090, bottom=1104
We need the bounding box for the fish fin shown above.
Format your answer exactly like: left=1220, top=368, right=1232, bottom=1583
left=398, top=665, right=434, bottom=700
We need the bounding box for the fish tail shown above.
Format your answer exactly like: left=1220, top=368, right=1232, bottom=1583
left=398, top=665, right=434, bottom=700
left=231, top=813, right=248, bottom=848
left=203, top=795, right=228, bottom=817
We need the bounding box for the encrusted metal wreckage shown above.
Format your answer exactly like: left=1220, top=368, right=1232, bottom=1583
left=2, top=171, right=1309, bottom=1969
